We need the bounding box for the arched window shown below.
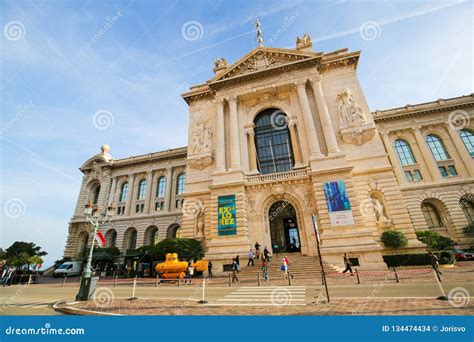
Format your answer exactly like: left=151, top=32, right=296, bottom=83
left=119, top=183, right=128, bottom=202
left=167, top=224, right=181, bottom=238
left=105, top=230, right=117, bottom=247
left=460, top=129, right=474, bottom=157
left=145, top=226, right=159, bottom=245
left=394, top=139, right=416, bottom=166
left=92, top=185, right=101, bottom=204
left=156, top=176, right=167, bottom=198
left=254, top=108, right=294, bottom=175
left=176, top=173, right=186, bottom=195
left=460, top=197, right=474, bottom=223
left=137, top=179, right=147, bottom=200
left=426, top=134, right=450, bottom=161
left=124, top=228, right=137, bottom=250
left=421, top=202, right=444, bottom=228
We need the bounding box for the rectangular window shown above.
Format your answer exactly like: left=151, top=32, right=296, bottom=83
left=155, top=201, right=165, bottom=211
left=176, top=199, right=184, bottom=209
left=413, top=170, right=423, bottom=181
left=136, top=204, right=140, bottom=213
left=404, top=171, right=413, bottom=182
left=439, top=166, right=448, bottom=177
left=447, top=165, right=458, bottom=176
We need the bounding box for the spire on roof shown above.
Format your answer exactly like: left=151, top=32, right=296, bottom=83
left=254, top=17, right=263, bottom=47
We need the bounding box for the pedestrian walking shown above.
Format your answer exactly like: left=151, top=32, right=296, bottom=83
left=247, top=249, right=255, bottom=266
left=281, top=256, right=293, bottom=279
left=263, top=246, right=270, bottom=261
left=185, top=262, right=194, bottom=285
left=208, top=260, right=213, bottom=278
left=235, top=255, right=240, bottom=271
left=1, top=266, right=10, bottom=287
left=255, top=242, right=261, bottom=259
left=429, top=252, right=442, bottom=278
left=232, top=259, right=239, bottom=283
left=262, top=259, right=269, bottom=281
left=342, top=253, right=354, bottom=275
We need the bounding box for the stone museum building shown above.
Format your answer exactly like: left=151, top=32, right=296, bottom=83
left=64, top=33, right=474, bottom=273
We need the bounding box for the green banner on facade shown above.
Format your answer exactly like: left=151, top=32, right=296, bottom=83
left=218, top=194, right=237, bottom=236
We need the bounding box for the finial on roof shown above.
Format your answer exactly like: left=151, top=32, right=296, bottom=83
left=254, top=17, right=263, bottom=47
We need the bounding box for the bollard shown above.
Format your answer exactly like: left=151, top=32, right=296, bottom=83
left=28, top=275, right=32, bottom=285
left=355, top=268, right=360, bottom=284
left=257, top=272, right=260, bottom=286
left=114, top=275, right=118, bottom=288
left=228, top=273, right=232, bottom=287
left=61, top=274, right=67, bottom=287
left=393, top=267, right=400, bottom=283
left=178, top=276, right=181, bottom=287
left=288, top=270, right=292, bottom=286
left=198, top=277, right=208, bottom=304
left=155, top=275, right=160, bottom=287
left=433, top=269, right=447, bottom=300
left=129, top=276, right=138, bottom=300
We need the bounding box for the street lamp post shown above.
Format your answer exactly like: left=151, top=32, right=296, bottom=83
left=76, top=201, right=115, bottom=301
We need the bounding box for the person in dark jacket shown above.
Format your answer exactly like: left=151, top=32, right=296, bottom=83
left=342, top=253, right=354, bottom=275
left=208, top=260, right=213, bottom=278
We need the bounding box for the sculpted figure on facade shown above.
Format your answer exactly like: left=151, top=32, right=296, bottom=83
left=188, top=122, right=213, bottom=169
left=296, top=33, right=311, bottom=49
left=195, top=207, right=205, bottom=239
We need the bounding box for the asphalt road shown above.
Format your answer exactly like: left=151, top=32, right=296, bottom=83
left=0, top=279, right=472, bottom=315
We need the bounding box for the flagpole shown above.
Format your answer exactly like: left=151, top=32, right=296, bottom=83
left=269, top=140, right=277, bottom=173
left=312, top=214, right=330, bottom=303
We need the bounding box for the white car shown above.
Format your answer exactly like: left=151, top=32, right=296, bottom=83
left=53, top=261, right=83, bottom=278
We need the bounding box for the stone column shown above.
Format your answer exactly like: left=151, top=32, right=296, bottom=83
left=108, top=176, right=117, bottom=204
left=412, top=126, right=441, bottom=181
left=125, top=173, right=135, bottom=216
left=164, top=167, right=173, bottom=211
left=310, top=76, right=341, bottom=155
left=214, top=98, right=226, bottom=172
left=288, top=119, right=303, bottom=167
left=145, top=170, right=154, bottom=214
left=245, top=126, right=258, bottom=173
left=228, top=96, right=242, bottom=169
left=445, top=124, right=474, bottom=177
left=295, top=80, right=323, bottom=159
left=380, top=130, right=404, bottom=184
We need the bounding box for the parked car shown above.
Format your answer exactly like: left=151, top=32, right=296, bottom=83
left=53, top=261, right=83, bottom=278
left=452, top=249, right=474, bottom=261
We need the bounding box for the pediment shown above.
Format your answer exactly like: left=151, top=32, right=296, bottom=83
left=209, top=47, right=318, bottom=83
left=80, top=153, right=113, bottom=171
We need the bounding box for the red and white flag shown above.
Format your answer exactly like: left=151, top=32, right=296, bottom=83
left=95, top=230, right=106, bottom=247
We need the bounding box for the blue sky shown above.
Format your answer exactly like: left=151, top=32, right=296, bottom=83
left=1, top=0, right=472, bottom=266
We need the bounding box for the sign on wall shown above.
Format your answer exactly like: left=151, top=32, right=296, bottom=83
left=323, top=181, right=355, bottom=226
left=218, top=194, right=237, bottom=236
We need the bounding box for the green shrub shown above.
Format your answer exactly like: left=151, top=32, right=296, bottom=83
left=463, top=222, right=474, bottom=237
left=383, top=251, right=455, bottom=267
left=147, top=238, right=204, bottom=262
left=381, top=230, right=408, bottom=249
left=416, top=230, right=453, bottom=251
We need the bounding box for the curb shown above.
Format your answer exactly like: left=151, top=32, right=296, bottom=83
left=53, top=301, right=123, bottom=316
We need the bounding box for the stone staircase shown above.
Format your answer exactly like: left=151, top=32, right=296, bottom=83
left=233, top=253, right=337, bottom=281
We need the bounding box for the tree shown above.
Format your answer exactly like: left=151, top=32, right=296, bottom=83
left=416, top=230, right=453, bottom=251
left=5, top=242, right=47, bottom=269
left=381, top=230, right=408, bottom=249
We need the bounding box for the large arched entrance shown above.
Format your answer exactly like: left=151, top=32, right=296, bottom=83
left=268, top=200, right=301, bottom=253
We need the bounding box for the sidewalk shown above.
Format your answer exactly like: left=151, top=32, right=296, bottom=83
left=55, top=297, right=473, bottom=316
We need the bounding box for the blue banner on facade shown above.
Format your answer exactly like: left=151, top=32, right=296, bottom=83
left=323, top=180, right=355, bottom=226
left=0, top=316, right=472, bottom=342
left=218, top=194, right=236, bottom=236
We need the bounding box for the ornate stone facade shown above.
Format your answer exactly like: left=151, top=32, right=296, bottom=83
left=65, top=35, right=474, bottom=275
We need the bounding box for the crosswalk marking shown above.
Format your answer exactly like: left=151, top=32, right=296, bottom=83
left=214, top=286, right=307, bottom=306
left=0, top=297, right=62, bottom=309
